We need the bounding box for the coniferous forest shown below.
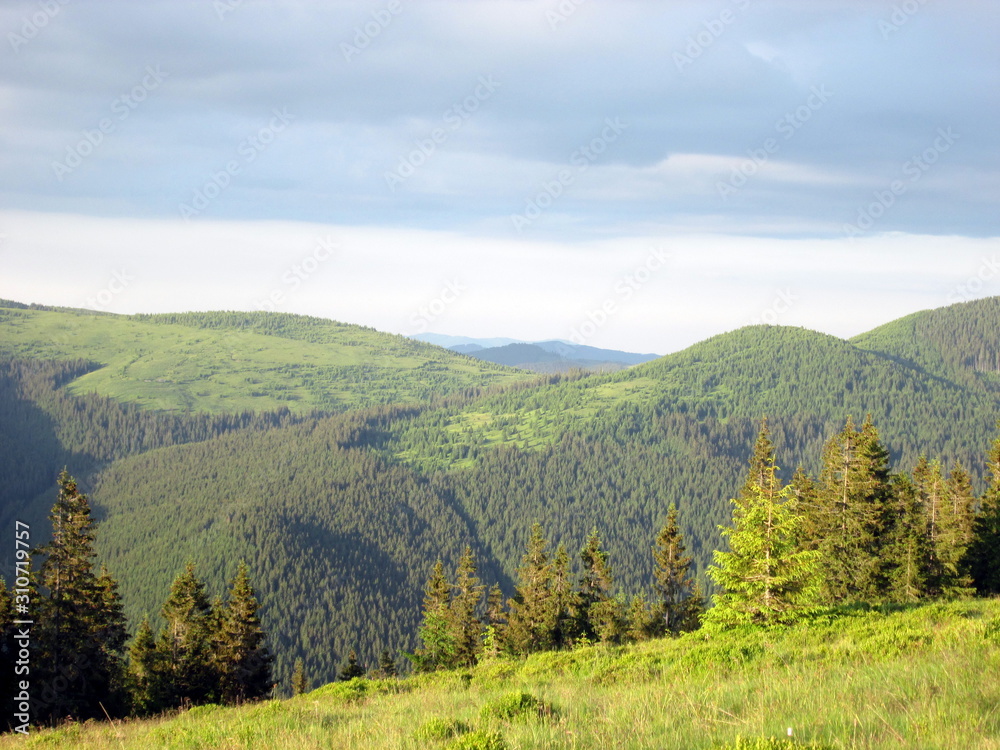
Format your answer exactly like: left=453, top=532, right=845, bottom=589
left=2, top=297, right=1000, bottom=733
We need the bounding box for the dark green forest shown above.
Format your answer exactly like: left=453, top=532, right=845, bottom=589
left=2, top=296, right=1000, bottom=691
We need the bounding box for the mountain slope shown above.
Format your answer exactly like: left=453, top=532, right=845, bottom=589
left=90, top=411, right=511, bottom=687
left=4, top=297, right=1000, bottom=690
left=6, top=599, right=1000, bottom=749
left=852, top=296, right=1000, bottom=392
left=0, top=304, right=532, bottom=414
left=390, top=323, right=1000, bottom=478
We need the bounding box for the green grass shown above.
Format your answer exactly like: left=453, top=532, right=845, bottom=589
left=9, top=600, right=1000, bottom=749
left=0, top=306, right=531, bottom=414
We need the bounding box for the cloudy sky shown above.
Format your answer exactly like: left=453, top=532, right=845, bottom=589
left=1, top=1, right=997, bottom=353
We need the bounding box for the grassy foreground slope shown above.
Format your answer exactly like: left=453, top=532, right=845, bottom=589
left=8, top=600, right=1000, bottom=749
left=0, top=304, right=530, bottom=414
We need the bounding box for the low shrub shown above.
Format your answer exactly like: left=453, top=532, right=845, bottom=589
left=413, top=717, right=471, bottom=742
left=445, top=729, right=508, bottom=750
left=715, top=737, right=834, bottom=750
left=479, top=691, right=554, bottom=722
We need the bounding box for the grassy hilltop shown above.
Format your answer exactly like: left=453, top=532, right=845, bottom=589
left=0, top=304, right=531, bottom=414
left=5, top=599, right=999, bottom=749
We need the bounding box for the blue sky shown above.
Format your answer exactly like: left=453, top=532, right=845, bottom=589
left=1, top=1, right=997, bottom=352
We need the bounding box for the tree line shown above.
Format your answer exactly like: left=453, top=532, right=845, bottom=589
left=408, top=509, right=705, bottom=671
left=705, top=416, right=1000, bottom=626
left=0, top=472, right=272, bottom=728
left=408, top=415, right=1000, bottom=671
left=5, top=414, right=1000, bottom=727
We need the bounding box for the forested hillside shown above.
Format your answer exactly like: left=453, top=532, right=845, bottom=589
left=0, top=302, right=530, bottom=414
left=2, top=297, right=1000, bottom=688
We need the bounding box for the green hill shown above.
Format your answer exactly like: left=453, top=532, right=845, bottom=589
left=4, top=297, right=1000, bottom=690
left=851, top=296, right=1000, bottom=392
left=5, top=600, right=999, bottom=749
left=0, top=303, right=530, bottom=414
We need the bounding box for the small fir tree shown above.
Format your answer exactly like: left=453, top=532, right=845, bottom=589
left=652, top=506, right=702, bottom=635
left=706, top=476, right=821, bottom=627
left=414, top=561, right=454, bottom=671
left=291, top=657, right=308, bottom=696
left=337, top=649, right=365, bottom=681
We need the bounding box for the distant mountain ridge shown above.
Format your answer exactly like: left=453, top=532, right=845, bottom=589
left=411, top=332, right=661, bottom=373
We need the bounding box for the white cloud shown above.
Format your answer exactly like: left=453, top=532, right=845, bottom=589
left=1, top=210, right=997, bottom=354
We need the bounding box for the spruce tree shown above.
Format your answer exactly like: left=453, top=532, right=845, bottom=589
left=337, top=649, right=365, bottom=681
left=652, top=506, right=702, bottom=635
left=806, top=416, right=892, bottom=603
left=505, top=523, right=557, bottom=655
left=214, top=562, right=273, bottom=704
left=414, top=561, right=454, bottom=671
left=625, top=594, right=654, bottom=643
left=291, top=657, right=308, bottom=696
left=551, top=543, right=581, bottom=647
left=882, top=472, right=931, bottom=602
left=377, top=649, right=397, bottom=678
left=939, top=461, right=975, bottom=597
left=448, top=547, right=485, bottom=668
left=740, top=418, right=778, bottom=507
left=34, top=470, right=128, bottom=721
left=158, top=563, right=217, bottom=707
left=129, top=616, right=163, bottom=714
left=966, top=432, right=1000, bottom=594
left=577, top=528, right=614, bottom=642
left=706, top=476, right=820, bottom=628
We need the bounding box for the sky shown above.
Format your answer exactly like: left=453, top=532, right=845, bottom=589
left=1, top=0, right=998, bottom=354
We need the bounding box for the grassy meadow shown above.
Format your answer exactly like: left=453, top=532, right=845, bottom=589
left=7, top=599, right=1000, bottom=749
left=0, top=306, right=529, bottom=414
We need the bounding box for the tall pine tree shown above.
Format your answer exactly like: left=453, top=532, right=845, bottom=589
left=448, top=547, right=485, bottom=668
left=805, top=416, right=893, bottom=603
left=652, top=506, right=703, bottom=635
left=157, top=563, right=217, bottom=707
left=505, top=523, right=558, bottom=655
left=34, top=471, right=128, bottom=722
left=213, top=562, right=273, bottom=704
left=964, top=432, right=1000, bottom=594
